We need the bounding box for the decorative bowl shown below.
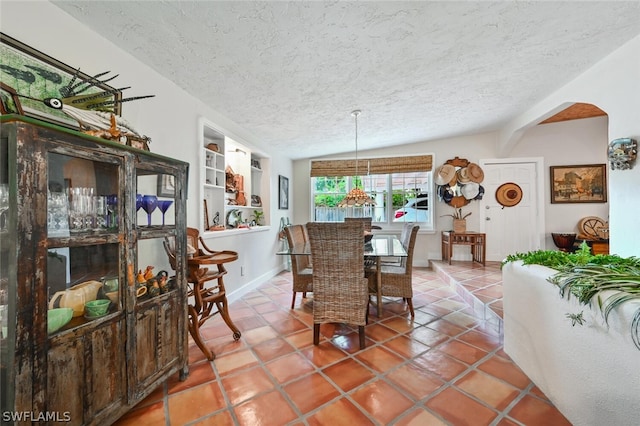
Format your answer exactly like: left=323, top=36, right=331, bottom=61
left=551, top=233, right=577, bottom=252
left=84, top=299, right=110, bottom=317
left=48, top=308, right=73, bottom=334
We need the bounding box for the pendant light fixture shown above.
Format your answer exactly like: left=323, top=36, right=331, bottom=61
left=338, top=110, right=376, bottom=207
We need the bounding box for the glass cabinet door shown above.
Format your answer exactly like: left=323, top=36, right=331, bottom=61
left=0, top=133, right=13, bottom=415
left=134, top=169, right=179, bottom=302
left=136, top=172, right=177, bottom=228
left=46, top=152, right=123, bottom=334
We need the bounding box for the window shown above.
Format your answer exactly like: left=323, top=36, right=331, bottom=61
left=311, top=170, right=433, bottom=228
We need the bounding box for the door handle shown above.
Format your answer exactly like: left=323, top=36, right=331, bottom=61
left=485, top=217, right=491, bottom=221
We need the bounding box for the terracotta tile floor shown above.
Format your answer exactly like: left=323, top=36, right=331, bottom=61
left=115, top=263, right=571, bottom=426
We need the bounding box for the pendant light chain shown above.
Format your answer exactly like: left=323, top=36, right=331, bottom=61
left=352, top=109, right=361, bottom=187
left=337, top=109, right=375, bottom=207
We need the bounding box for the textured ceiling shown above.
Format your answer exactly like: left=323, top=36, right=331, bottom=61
left=52, top=1, right=640, bottom=160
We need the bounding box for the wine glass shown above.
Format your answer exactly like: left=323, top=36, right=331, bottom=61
left=136, top=193, right=143, bottom=226
left=141, top=195, right=158, bottom=227
left=157, top=200, right=173, bottom=226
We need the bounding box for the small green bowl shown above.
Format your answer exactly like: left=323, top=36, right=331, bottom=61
left=48, top=308, right=73, bottom=334
left=84, top=299, right=110, bottom=317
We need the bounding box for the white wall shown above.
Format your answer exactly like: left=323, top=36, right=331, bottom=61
left=1, top=1, right=288, bottom=296
left=510, top=116, right=609, bottom=250
left=500, top=35, right=640, bottom=257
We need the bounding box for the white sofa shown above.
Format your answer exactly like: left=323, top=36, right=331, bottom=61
left=502, top=261, right=640, bottom=426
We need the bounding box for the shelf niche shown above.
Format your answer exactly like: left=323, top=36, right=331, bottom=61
left=199, top=118, right=269, bottom=233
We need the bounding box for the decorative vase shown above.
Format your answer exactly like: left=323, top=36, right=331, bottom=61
left=453, top=219, right=466, bottom=233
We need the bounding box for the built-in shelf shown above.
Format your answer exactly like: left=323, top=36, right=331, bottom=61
left=199, top=117, right=270, bottom=232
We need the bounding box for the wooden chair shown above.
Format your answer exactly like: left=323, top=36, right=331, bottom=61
left=163, top=228, right=241, bottom=360
left=306, top=221, right=369, bottom=350
left=284, top=224, right=313, bottom=308
left=377, top=224, right=420, bottom=317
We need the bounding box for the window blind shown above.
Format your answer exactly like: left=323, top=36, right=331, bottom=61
left=310, top=155, right=433, bottom=177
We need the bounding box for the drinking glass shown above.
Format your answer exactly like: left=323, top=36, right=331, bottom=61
left=106, top=194, right=118, bottom=228
left=157, top=200, right=173, bottom=226
left=141, top=195, right=158, bottom=226
left=83, top=188, right=95, bottom=229
left=48, top=191, right=69, bottom=235
left=69, top=187, right=85, bottom=230
left=94, top=195, right=108, bottom=229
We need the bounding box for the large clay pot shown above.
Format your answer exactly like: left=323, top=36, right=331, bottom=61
left=70, top=280, right=102, bottom=302
left=48, top=280, right=102, bottom=317
left=49, top=289, right=87, bottom=317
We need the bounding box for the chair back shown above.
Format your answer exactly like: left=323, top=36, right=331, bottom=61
left=187, top=227, right=201, bottom=255
left=284, top=225, right=311, bottom=272
left=401, top=225, right=420, bottom=270
left=306, top=221, right=368, bottom=326
left=400, top=222, right=414, bottom=247
left=345, top=217, right=372, bottom=232
left=163, top=237, right=177, bottom=271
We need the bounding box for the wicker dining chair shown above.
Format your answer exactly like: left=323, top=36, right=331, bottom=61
left=345, top=216, right=382, bottom=231
left=306, top=221, right=369, bottom=349
left=284, top=224, right=313, bottom=309
left=381, top=222, right=415, bottom=267
left=377, top=224, right=420, bottom=317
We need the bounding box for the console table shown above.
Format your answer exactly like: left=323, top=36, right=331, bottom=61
left=441, top=231, right=486, bottom=265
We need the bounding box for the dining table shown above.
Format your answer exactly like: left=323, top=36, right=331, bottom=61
left=277, top=234, right=408, bottom=316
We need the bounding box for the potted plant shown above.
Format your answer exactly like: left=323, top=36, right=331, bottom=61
left=502, top=242, right=640, bottom=349
left=251, top=209, right=265, bottom=226
left=441, top=208, right=471, bottom=233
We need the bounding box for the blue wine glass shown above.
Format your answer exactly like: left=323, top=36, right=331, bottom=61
left=136, top=193, right=143, bottom=226
left=141, top=195, right=158, bottom=226
left=157, top=200, right=173, bottom=226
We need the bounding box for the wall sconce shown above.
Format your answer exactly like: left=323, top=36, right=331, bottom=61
left=608, top=138, right=637, bottom=170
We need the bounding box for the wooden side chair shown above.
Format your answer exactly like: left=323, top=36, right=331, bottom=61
left=164, top=228, right=241, bottom=360
left=378, top=224, right=420, bottom=317
left=306, top=221, right=369, bottom=350
left=284, top=224, right=313, bottom=308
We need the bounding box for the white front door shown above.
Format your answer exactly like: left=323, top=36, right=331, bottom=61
left=479, top=158, right=544, bottom=261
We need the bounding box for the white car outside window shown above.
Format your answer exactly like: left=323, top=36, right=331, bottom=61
left=393, top=196, right=429, bottom=222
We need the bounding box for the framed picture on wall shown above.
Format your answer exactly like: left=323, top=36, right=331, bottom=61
left=278, top=175, right=289, bottom=210
left=157, top=174, right=175, bottom=197
left=550, top=164, right=607, bottom=204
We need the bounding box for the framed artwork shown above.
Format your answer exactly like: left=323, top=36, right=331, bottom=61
left=157, top=174, right=175, bottom=197
left=0, top=32, right=122, bottom=127
left=550, top=164, right=607, bottom=204
left=278, top=175, right=289, bottom=210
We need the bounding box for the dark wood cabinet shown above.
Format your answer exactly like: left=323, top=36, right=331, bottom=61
left=0, top=116, right=189, bottom=425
